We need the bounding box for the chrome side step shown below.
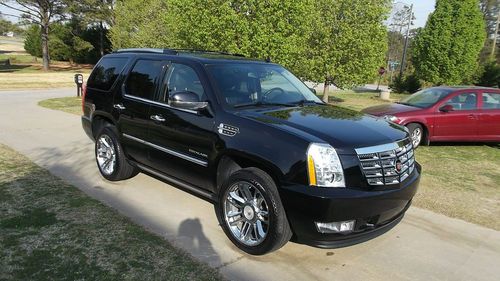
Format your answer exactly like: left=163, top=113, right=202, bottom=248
left=134, top=162, right=216, bottom=203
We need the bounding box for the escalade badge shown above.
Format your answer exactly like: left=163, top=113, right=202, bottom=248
left=218, top=123, right=239, bottom=137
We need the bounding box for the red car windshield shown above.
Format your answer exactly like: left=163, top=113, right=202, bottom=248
left=399, top=88, right=454, bottom=108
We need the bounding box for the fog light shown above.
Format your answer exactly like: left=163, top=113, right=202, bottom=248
left=315, top=220, right=355, bottom=234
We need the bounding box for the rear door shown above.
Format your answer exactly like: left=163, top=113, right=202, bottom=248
left=147, top=62, right=217, bottom=191
left=114, top=58, right=167, bottom=164
left=433, top=91, right=480, bottom=140
left=478, top=91, right=500, bottom=141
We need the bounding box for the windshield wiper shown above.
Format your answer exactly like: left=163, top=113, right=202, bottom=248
left=291, top=99, right=325, bottom=107
left=233, top=101, right=297, bottom=108
left=396, top=101, right=412, bottom=106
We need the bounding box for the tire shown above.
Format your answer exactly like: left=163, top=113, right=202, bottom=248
left=215, top=167, right=292, bottom=255
left=407, top=123, right=425, bottom=148
left=95, top=126, right=138, bottom=181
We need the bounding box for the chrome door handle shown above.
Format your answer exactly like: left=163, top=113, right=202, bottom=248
left=467, top=114, right=476, bottom=120
left=113, top=104, right=126, bottom=110
left=150, top=114, right=166, bottom=122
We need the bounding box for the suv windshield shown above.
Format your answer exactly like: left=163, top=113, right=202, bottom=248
left=399, top=88, right=454, bottom=108
left=207, top=63, right=322, bottom=107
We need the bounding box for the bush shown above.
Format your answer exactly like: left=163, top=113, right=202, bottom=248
left=476, top=60, right=500, bottom=88
left=24, top=25, right=42, bottom=57
left=390, top=74, right=422, bottom=94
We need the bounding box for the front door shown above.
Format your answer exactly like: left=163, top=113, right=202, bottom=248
left=433, top=92, right=479, bottom=141
left=115, top=59, right=166, bottom=164
left=147, top=62, right=217, bottom=191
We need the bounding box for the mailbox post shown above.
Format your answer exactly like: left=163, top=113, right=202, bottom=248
left=376, top=67, right=386, bottom=91
left=74, top=74, right=84, bottom=97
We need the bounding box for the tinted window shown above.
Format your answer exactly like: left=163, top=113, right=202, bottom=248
left=482, top=92, right=500, bottom=109
left=207, top=64, right=320, bottom=106
left=87, top=57, right=128, bottom=91
left=126, top=60, right=164, bottom=100
left=444, top=93, right=477, bottom=111
left=158, top=64, right=205, bottom=103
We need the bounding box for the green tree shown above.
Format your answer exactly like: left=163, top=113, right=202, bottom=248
left=110, top=0, right=174, bottom=49
left=0, top=0, right=69, bottom=70
left=303, top=0, right=390, bottom=102
left=69, top=0, right=116, bottom=56
left=412, top=0, right=486, bottom=85
left=0, top=17, right=23, bottom=35
left=24, top=24, right=42, bottom=57
left=170, top=0, right=313, bottom=74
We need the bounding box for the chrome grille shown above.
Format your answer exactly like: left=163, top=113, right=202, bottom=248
left=355, top=139, right=416, bottom=186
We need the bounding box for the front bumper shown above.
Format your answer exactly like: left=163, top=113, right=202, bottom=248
left=280, top=162, right=421, bottom=248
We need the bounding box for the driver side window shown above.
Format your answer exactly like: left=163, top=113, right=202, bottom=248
left=444, top=93, right=477, bottom=111
left=159, top=63, right=205, bottom=103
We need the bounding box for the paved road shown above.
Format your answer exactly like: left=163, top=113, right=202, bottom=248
left=1, top=89, right=499, bottom=281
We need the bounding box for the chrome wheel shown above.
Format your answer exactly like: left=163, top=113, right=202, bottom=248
left=411, top=127, right=422, bottom=147
left=223, top=181, right=269, bottom=246
left=96, top=134, right=116, bottom=175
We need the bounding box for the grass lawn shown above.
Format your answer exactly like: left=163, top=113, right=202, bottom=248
left=0, top=38, right=92, bottom=89
left=329, top=90, right=500, bottom=230
left=0, top=144, right=223, bottom=280
left=325, top=90, right=408, bottom=111
left=0, top=63, right=92, bottom=90
left=38, top=96, right=82, bottom=115
left=38, top=91, right=500, bottom=230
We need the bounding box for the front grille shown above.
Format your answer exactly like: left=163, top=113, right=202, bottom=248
left=355, top=139, right=415, bottom=186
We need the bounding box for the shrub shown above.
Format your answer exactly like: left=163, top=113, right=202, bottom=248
left=390, top=74, right=422, bottom=94
left=476, top=60, right=500, bottom=88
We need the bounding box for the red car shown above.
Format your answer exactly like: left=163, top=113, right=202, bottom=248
left=362, top=87, right=500, bottom=147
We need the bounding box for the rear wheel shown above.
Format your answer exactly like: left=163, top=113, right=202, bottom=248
left=95, top=126, right=138, bottom=181
left=216, top=168, right=292, bottom=255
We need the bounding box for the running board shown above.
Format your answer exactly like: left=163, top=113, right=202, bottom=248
left=134, top=162, right=217, bottom=203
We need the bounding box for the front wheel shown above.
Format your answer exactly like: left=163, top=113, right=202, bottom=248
left=215, top=168, right=292, bottom=255
left=407, top=123, right=424, bottom=148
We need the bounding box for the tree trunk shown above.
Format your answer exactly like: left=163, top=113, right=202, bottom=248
left=491, top=9, right=500, bottom=59
left=322, top=78, right=330, bottom=103
left=99, top=21, right=104, bottom=57
left=41, top=23, right=50, bottom=71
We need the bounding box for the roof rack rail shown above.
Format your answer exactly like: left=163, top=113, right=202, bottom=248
left=173, top=49, right=245, bottom=57
left=115, top=48, right=178, bottom=55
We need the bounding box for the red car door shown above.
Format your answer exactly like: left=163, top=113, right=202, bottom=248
left=433, top=91, right=479, bottom=141
left=477, top=91, right=500, bottom=141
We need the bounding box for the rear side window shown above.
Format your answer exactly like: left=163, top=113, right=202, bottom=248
left=126, top=60, right=165, bottom=100
left=87, top=57, right=128, bottom=91
left=482, top=92, right=500, bottom=109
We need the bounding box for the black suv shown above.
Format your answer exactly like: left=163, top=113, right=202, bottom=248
left=82, top=48, right=421, bottom=255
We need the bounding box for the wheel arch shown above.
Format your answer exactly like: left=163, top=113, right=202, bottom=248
left=91, top=112, right=116, bottom=138
left=215, top=151, right=284, bottom=193
left=403, top=120, right=430, bottom=144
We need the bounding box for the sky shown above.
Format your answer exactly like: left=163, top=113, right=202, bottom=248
left=405, top=0, right=436, bottom=28
left=2, top=1, right=437, bottom=27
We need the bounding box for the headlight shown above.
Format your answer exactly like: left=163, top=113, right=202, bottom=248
left=307, top=143, right=345, bottom=188
left=383, top=115, right=399, bottom=122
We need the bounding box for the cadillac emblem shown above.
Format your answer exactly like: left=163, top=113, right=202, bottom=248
left=395, top=160, right=402, bottom=173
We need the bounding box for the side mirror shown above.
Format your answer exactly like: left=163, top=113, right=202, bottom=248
left=439, top=104, right=454, bottom=112
left=309, top=87, right=317, bottom=94
left=170, top=91, right=208, bottom=111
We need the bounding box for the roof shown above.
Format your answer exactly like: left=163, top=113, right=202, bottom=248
left=112, top=48, right=269, bottom=64
left=431, top=86, right=500, bottom=91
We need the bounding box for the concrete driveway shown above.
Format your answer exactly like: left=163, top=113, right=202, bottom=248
left=0, top=88, right=499, bottom=281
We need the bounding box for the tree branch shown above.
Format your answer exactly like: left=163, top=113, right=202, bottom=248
left=0, top=2, right=41, bottom=20
left=16, top=1, right=43, bottom=18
